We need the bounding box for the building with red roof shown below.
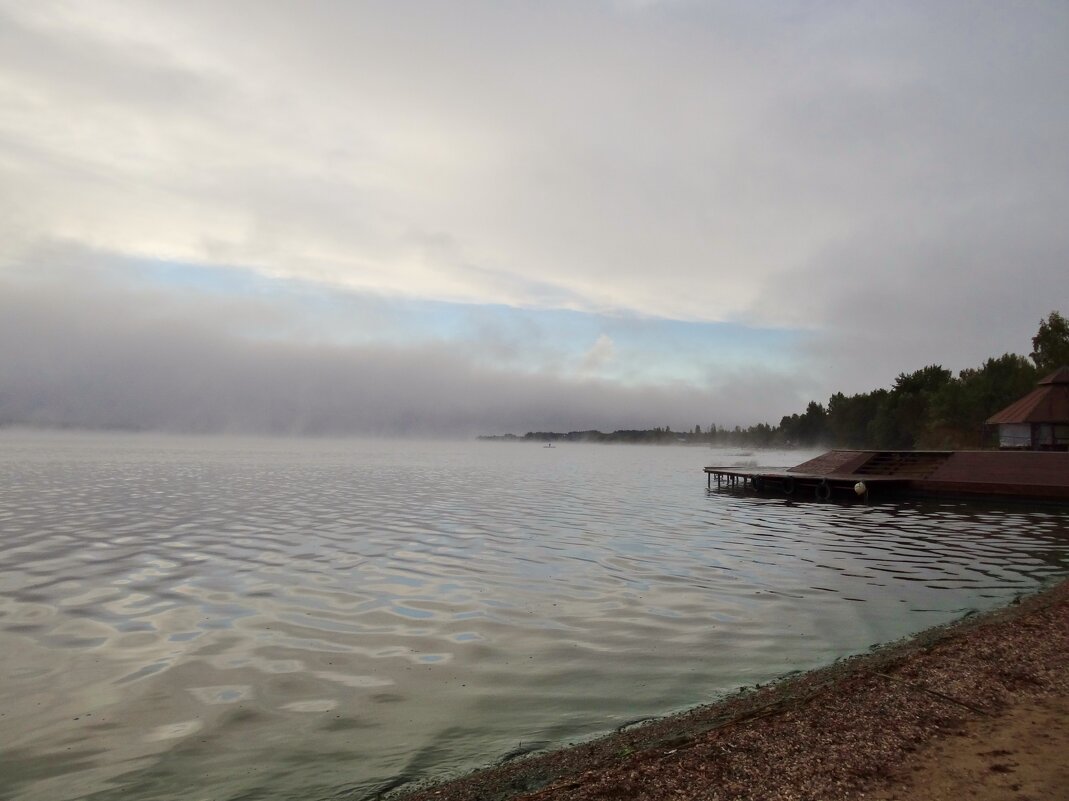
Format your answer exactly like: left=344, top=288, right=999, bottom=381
left=986, top=366, right=1069, bottom=450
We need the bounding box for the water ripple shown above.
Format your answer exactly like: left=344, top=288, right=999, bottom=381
left=0, top=433, right=1067, bottom=801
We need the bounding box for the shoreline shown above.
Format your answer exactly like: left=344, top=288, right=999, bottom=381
left=392, top=576, right=1069, bottom=801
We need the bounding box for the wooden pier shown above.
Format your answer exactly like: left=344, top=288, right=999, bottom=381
left=704, top=466, right=909, bottom=501
left=706, top=449, right=1069, bottom=502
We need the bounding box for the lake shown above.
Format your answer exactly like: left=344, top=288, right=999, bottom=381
left=1, top=432, right=1068, bottom=801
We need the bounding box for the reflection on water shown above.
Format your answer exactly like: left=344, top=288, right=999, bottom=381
left=1, top=432, right=1067, bottom=801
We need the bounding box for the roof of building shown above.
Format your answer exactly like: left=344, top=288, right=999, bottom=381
left=987, top=366, right=1069, bottom=425
left=1037, top=365, right=1069, bottom=385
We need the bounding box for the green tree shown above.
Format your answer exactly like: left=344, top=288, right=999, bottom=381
left=928, top=355, right=1037, bottom=447
left=872, top=365, right=953, bottom=449
left=869, top=397, right=903, bottom=449
left=779, top=401, right=827, bottom=446
left=826, top=390, right=886, bottom=447
left=1030, top=311, right=1069, bottom=372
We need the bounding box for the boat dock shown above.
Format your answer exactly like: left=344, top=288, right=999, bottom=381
left=706, top=449, right=1069, bottom=502
left=705, top=467, right=908, bottom=501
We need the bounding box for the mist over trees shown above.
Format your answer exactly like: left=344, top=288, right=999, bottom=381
left=699, top=311, right=1066, bottom=450
left=486, top=312, right=1068, bottom=449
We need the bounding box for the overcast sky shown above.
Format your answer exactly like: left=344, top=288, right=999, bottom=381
left=2, top=1, right=1067, bottom=436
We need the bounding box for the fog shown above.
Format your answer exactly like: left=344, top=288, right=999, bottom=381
left=0, top=272, right=806, bottom=436
left=2, top=2, right=1067, bottom=434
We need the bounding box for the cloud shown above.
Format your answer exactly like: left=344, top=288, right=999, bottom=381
left=0, top=263, right=806, bottom=435
left=1, top=1, right=1066, bottom=419
left=581, top=334, right=616, bottom=373
left=2, top=3, right=1065, bottom=321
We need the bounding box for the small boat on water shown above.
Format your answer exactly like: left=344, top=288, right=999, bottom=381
left=544, top=443, right=555, bottom=448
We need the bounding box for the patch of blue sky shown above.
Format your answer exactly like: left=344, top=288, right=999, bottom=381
left=134, top=259, right=802, bottom=383
left=448, top=305, right=801, bottom=382
left=136, top=259, right=272, bottom=296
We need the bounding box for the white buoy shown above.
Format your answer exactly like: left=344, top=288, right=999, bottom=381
left=854, top=481, right=867, bottom=496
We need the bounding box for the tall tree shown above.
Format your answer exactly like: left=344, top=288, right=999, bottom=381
left=1030, top=311, right=1069, bottom=372
left=779, top=401, right=827, bottom=446
left=826, top=390, right=886, bottom=447
left=878, top=365, right=953, bottom=449
left=929, top=354, right=1037, bottom=447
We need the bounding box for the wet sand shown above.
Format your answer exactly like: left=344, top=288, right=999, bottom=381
left=866, top=695, right=1069, bottom=801
left=393, top=577, right=1069, bottom=801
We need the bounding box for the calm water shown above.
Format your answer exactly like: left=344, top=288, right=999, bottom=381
left=1, top=433, right=1068, bottom=801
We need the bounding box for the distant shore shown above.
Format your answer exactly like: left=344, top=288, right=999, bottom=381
left=476, top=429, right=784, bottom=446
left=392, top=576, right=1069, bottom=801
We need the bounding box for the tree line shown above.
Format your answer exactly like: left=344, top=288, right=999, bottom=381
left=702, top=310, right=1069, bottom=450
left=478, top=427, right=687, bottom=444
left=478, top=311, right=1068, bottom=449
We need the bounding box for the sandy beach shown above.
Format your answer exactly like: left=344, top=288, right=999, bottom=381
left=394, top=577, right=1069, bottom=801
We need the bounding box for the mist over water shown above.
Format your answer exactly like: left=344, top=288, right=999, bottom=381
left=1, top=432, right=1068, bottom=801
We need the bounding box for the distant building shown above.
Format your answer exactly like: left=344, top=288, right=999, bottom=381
left=986, top=366, right=1069, bottom=450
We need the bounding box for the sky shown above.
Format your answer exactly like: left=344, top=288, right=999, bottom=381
left=1, top=1, right=1067, bottom=436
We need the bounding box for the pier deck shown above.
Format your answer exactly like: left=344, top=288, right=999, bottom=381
left=705, top=449, right=1069, bottom=502
left=704, top=466, right=908, bottom=501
